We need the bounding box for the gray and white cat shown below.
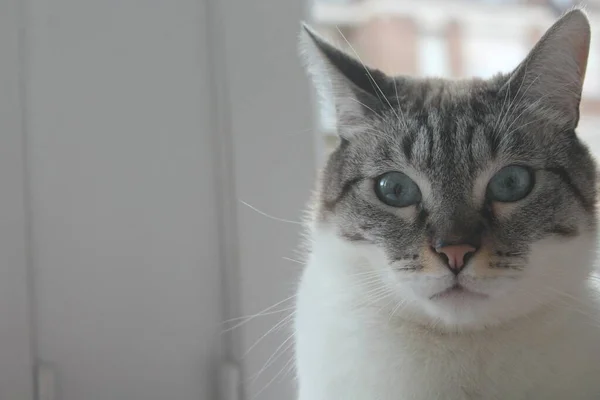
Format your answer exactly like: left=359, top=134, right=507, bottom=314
left=295, top=9, right=600, bottom=400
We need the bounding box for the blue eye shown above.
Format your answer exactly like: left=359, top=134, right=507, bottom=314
left=487, top=165, right=534, bottom=203
left=374, top=172, right=421, bottom=207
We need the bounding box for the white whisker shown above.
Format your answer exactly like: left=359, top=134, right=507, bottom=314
left=239, top=200, right=303, bottom=225
left=222, top=294, right=296, bottom=332
left=244, top=311, right=296, bottom=357
left=224, top=307, right=295, bottom=325
left=250, top=333, right=295, bottom=384
left=347, top=97, right=380, bottom=116
left=282, top=256, right=304, bottom=265
left=251, top=355, right=296, bottom=400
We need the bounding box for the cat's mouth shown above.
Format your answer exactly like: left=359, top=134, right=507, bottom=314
left=429, top=283, right=488, bottom=301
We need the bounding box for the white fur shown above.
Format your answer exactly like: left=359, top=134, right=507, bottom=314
left=295, top=225, right=600, bottom=399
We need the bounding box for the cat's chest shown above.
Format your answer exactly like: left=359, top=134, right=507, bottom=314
left=296, top=305, right=600, bottom=400
left=321, top=323, right=538, bottom=399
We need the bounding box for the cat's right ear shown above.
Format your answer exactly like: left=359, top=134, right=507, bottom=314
left=299, top=24, right=396, bottom=138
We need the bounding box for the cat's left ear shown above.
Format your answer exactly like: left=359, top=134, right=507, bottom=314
left=503, top=9, right=590, bottom=129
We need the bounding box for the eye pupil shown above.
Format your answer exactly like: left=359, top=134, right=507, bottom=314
left=374, top=172, right=421, bottom=208
left=487, top=165, right=534, bottom=203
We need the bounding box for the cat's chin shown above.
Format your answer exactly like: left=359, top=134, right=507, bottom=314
left=429, top=283, right=489, bottom=302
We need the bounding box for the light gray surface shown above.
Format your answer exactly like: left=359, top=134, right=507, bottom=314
left=26, top=0, right=221, bottom=399
left=0, top=0, right=34, bottom=398
left=214, top=0, right=316, bottom=398
left=6, top=0, right=315, bottom=398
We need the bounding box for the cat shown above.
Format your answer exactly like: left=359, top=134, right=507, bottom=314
left=295, top=8, right=600, bottom=400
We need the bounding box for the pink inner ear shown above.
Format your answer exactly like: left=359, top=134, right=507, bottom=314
left=560, top=11, right=591, bottom=85
left=578, top=42, right=590, bottom=82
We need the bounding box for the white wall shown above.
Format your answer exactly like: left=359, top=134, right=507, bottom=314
left=578, top=116, right=600, bottom=157
left=0, top=0, right=315, bottom=399
left=0, top=0, right=34, bottom=398
left=213, top=0, right=316, bottom=399
left=26, top=0, right=222, bottom=399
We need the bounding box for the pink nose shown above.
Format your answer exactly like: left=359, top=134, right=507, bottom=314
left=436, top=244, right=477, bottom=272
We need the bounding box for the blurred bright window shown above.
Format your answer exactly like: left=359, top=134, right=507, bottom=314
left=310, top=0, right=600, bottom=156
left=418, top=31, right=450, bottom=77
left=462, top=28, right=527, bottom=78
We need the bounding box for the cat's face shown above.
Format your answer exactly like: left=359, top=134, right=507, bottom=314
left=302, top=10, right=598, bottom=328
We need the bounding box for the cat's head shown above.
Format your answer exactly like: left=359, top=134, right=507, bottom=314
left=301, top=9, right=597, bottom=329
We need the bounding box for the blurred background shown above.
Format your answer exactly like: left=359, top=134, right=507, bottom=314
left=314, top=0, right=600, bottom=153
left=0, top=1, right=598, bottom=400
